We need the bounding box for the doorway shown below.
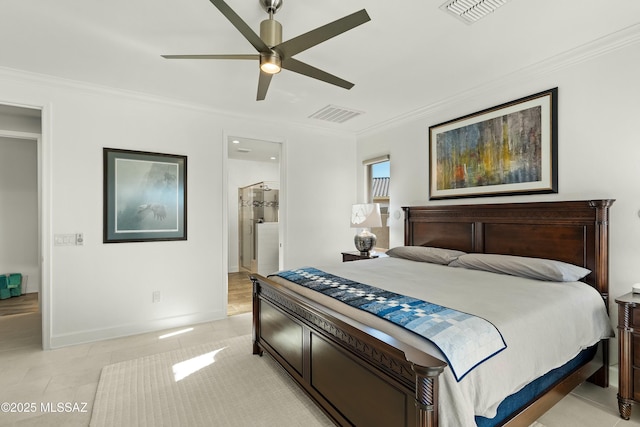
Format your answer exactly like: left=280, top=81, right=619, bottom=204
left=0, top=104, right=43, bottom=348
left=226, top=135, right=282, bottom=316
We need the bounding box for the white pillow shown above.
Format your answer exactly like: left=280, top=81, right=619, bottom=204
left=386, top=246, right=466, bottom=265
left=449, top=253, right=591, bottom=282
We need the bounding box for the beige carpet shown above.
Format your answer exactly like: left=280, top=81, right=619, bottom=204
left=90, top=334, right=333, bottom=427
left=91, top=333, right=548, bottom=427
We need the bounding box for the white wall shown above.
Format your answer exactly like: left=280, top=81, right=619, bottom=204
left=0, top=68, right=356, bottom=348
left=0, top=137, right=39, bottom=293
left=356, top=37, right=640, bottom=364
left=227, top=158, right=280, bottom=273
left=283, top=133, right=357, bottom=267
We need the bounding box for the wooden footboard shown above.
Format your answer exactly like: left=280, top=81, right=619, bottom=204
left=251, top=274, right=447, bottom=427
left=252, top=274, right=606, bottom=427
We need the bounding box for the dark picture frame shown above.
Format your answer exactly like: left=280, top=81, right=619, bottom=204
left=429, top=88, right=558, bottom=200
left=103, top=148, right=187, bottom=243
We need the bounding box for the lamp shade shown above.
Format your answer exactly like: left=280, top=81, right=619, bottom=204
left=350, top=203, right=382, bottom=228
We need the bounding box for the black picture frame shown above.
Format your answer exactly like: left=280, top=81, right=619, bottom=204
left=429, top=88, right=558, bottom=200
left=103, top=148, right=187, bottom=243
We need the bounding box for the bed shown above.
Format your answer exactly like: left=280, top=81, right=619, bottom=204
left=250, top=199, right=614, bottom=427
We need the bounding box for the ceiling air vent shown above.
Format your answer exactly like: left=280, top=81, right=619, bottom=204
left=440, top=0, right=510, bottom=25
left=309, top=105, right=364, bottom=124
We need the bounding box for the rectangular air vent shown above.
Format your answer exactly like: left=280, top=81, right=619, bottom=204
left=440, top=0, right=510, bottom=25
left=309, top=105, right=364, bottom=124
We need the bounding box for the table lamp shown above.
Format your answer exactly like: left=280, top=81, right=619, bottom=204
left=350, top=203, right=382, bottom=256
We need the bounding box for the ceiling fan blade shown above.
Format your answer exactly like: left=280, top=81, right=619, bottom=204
left=274, top=9, right=370, bottom=59
left=257, top=71, right=273, bottom=101
left=209, top=0, right=271, bottom=53
left=282, top=58, right=354, bottom=90
left=162, top=54, right=259, bottom=60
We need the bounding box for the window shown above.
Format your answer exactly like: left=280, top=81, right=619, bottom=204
left=363, top=155, right=390, bottom=250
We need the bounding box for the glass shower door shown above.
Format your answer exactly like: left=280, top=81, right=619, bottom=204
left=238, top=182, right=279, bottom=273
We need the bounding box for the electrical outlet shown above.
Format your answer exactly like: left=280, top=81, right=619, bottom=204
left=152, top=291, right=161, bottom=303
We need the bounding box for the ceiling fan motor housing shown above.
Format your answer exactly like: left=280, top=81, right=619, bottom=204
left=260, top=18, right=282, bottom=47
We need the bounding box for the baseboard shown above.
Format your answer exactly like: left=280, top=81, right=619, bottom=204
left=49, top=309, right=227, bottom=348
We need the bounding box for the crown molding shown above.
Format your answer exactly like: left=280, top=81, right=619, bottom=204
left=0, top=66, right=355, bottom=138
left=358, top=23, right=640, bottom=137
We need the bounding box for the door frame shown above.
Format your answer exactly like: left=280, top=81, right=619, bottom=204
left=0, top=124, right=50, bottom=349
left=222, top=130, right=286, bottom=314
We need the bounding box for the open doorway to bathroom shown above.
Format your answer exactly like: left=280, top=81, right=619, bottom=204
left=226, top=136, right=281, bottom=316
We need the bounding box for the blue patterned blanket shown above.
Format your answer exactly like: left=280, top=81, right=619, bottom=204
left=271, top=267, right=506, bottom=381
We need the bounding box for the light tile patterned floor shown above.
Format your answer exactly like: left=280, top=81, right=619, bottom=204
left=1, top=310, right=640, bottom=427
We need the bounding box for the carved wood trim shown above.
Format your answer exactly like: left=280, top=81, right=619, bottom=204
left=413, top=364, right=445, bottom=427
left=616, top=298, right=636, bottom=420
left=257, top=280, right=416, bottom=388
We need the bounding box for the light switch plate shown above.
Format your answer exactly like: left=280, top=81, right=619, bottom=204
left=54, top=234, right=76, bottom=246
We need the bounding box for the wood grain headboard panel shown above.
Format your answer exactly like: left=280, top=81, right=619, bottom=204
left=410, top=222, right=475, bottom=252
left=403, top=200, right=614, bottom=298
left=482, top=223, right=588, bottom=265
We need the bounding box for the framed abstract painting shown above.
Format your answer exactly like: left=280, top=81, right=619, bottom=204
left=429, top=88, right=558, bottom=200
left=103, top=148, right=187, bottom=243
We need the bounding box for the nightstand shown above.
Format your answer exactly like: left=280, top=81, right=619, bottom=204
left=341, top=251, right=380, bottom=262
left=615, top=292, right=640, bottom=419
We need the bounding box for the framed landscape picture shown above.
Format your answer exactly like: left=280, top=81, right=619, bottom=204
left=103, top=148, right=187, bottom=243
left=429, top=88, right=558, bottom=200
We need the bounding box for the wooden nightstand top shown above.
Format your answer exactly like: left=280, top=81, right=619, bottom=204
left=341, top=251, right=388, bottom=262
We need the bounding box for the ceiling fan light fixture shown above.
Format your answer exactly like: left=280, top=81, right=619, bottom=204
left=260, top=53, right=282, bottom=74
left=162, top=0, right=370, bottom=100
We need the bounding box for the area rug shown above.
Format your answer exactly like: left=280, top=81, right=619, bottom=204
left=90, top=334, right=334, bottom=427
left=91, top=333, right=548, bottom=427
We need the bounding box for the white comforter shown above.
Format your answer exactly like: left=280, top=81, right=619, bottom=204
left=268, top=257, right=614, bottom=427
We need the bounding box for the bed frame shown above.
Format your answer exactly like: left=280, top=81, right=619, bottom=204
left=251, top=199, right=614, bottom=426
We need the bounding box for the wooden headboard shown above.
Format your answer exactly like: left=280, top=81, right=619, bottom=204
left=403, top=200, right=614, bottom=300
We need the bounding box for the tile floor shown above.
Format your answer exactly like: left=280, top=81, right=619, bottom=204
left=0, top=311, right=251, bottom=426
left=1, top=310, right=639, bottom=427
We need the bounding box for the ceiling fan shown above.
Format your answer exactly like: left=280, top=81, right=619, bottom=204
left=162, top=0, right=371, bottom=101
